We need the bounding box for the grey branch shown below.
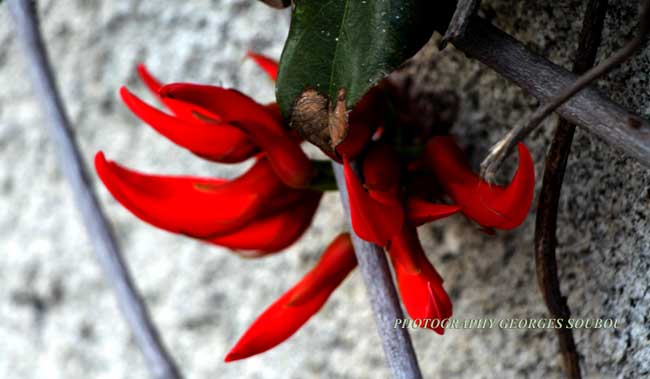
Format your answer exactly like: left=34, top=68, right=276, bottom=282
left=6, top=1, right=181, bottom=378
left=441, top=11, right=650, bottom=170
left=332, top=162, right=422, bottom=379
left=439, top=0, right=481, bottom=49
left=476, top=0, right=650, bottom=181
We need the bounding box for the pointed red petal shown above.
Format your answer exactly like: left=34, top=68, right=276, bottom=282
left=159, top=83, right=285, bottom=135
left=246, top=51, right=279, bottom=81
left=487, top=143, right=535, bottom=229
left=136, top=64, right=163, bottom=97
left=120, top=87, right=258, bottom=163
left=207, top=191, right=321, bottom=255
left=287, top=233, right=356, bottom=306
left=343, top=158, right=403, bottom=246
left=95, top=154, right=286, bottom=238
left=389, top=226, right=452, bottom=334
left=425, top=136, right=535, bottom=230
left=406, top=198, right=461, bottom=226
left=225, top=233, right=356, bottom=362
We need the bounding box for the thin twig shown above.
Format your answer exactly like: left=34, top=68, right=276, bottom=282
left=7, top=1, right=181, bottom=378
left=535, top=1, right=608, bottom=378
left=479, top=0, right=650, bottom=181
left=332, top=162, right=422, bottom=379
left=439, top=0, right=481, bottom=50
left=442, top=12, right=650, bottom=171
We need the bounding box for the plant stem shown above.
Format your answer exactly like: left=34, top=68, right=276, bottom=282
left=439, top=0, right=481, bottom=49
left=6, top=1, right=181, bottom=378
left=332, top=162, right=422, bottom=379
left=534, top=1, right=608, bottom=378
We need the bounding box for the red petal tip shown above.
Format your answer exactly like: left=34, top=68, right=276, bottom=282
left=425, top=136, right=535, bottom=230
left=245, top=51, right=279, bottom=81
left=224, top=350, right=243, bottom=363
left=135, top=64, right=163, bottom=95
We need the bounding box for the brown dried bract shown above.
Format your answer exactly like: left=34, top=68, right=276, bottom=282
left=290, top=89, right=338, bottom=158
left=328, top=88, right=349, bottom=149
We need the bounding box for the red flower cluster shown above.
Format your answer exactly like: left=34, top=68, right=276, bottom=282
left=341, top=135, right=534, bottom=333
left=94, top=52, right=535, bottom=362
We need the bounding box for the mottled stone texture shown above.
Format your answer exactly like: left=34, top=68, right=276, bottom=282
left=0, top=0, right=648, bottom=378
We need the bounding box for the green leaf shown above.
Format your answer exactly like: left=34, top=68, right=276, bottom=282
left=277, top=0, right=435, bottom=120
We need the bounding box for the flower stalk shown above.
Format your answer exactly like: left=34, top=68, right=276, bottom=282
left=332, top=161, right=423, bottom=379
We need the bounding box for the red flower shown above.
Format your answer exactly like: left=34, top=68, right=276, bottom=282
left=96, top=53, right=321, bottom=254
left=158, top=83, right=285, bottom=136
left=225, top=233, right=357, bottom=361
left=158, top=83, right=313, bottom=188
left=95, top=46, right=538, bottom=362
left=389, top=225, right=452, bottom=334
left=95, top=154, right=306, bottom=240
left=425, top=136, right=535, bottom=230
left=343, top=154, right=404, bottom=247
left=344, top=142, right=462, bottom=246
left=207, top=191, right=322, bottom=255
left=120, top=86, right=258, bottom=163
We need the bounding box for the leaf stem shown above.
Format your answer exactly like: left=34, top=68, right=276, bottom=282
left=6, top=1, right=181, bottom=378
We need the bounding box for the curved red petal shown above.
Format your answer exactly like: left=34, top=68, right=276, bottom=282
left=136, top=64, right=163, bottom=97
left=389, top=226, right=452, bottom=334
left=287, top=233, right=356, bottom=306
left=343, top=158, right=403, bottom=246
left=159, top=83, right=285, bottom=135
left=95, top=154, right=286, bottom=238
left=246, top=51, right=279, bottom=81
left=487, top=143, right=535, bottom=229
left=425, top=136, right=535, bottom=230
left=406, top=198, right=462, bottom=226
left=225, top=233, right=356, bottom=362
left=207, top=191, right=322, bottom=255
left=120, top=87, right=257, bottom=163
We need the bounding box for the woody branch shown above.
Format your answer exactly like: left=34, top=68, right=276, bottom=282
left=6, top=1, right=181, bottom=378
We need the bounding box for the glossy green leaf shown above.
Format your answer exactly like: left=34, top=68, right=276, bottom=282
left=276, top=0, right=436, bottom=120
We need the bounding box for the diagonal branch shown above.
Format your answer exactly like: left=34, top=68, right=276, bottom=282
left=332, top=162, right=422, bottom=379
left=535, top=1, right=609, bottom=378
left=439, top=9, right=650, bottom=172
left=478, top=0, right=650, bottom=181
left=6, top=1, right=181, bottom=378
left=439, top=0, right=482, bottom=49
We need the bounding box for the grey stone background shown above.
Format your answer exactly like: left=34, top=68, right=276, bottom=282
left=0, top=0, right=648, bottom=378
